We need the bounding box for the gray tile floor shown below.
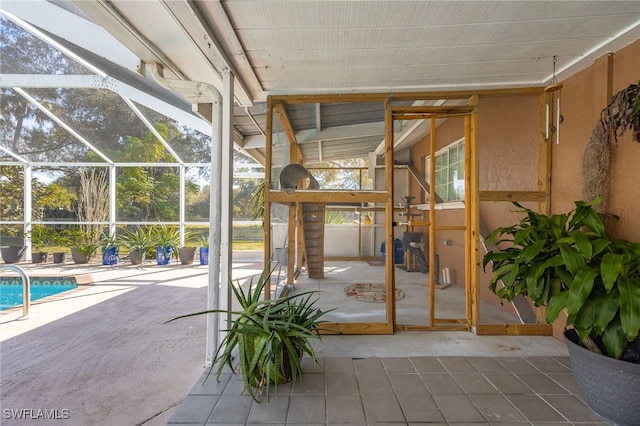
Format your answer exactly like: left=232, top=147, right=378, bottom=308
left=167, top=356, right=613, bottom=425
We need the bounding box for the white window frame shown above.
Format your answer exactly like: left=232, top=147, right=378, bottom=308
left=423, top=137, right=465, bottom=209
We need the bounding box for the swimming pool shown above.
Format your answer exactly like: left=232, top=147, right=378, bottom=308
left=0, top=276, right=78, bottom=311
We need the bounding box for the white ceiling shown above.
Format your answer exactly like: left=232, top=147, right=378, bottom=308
left=70, top=0, right=640, bottom=104
left=4, top=1, right=640, bottom=165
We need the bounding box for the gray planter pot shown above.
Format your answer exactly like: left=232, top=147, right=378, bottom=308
left=178, top=247, right=196, bottom=265
left=53, top=252, right=67, bottom=263
left=1, top=246, right=26, bottom=264
left=32, top=252, right=48, bottom=263
left=129, top=250, right=145, bottom=265
left=564, top=329, right=640, bottom=426
left=70, top=247, right=90, bottom=264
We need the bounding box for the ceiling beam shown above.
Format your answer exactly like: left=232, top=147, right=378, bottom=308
left=160, top=0, right=254, bottom=105
left=71, top=0, right=186, bottom=80
left=0, top=74, right=212, bottom=135
left=272, top=100, right=303, bottom=163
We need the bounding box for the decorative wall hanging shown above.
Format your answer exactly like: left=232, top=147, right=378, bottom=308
left=544, top=56, right=563, bottom=144
left=582, top=81, right=640, bottom=214
left=601, top=81, right=640, bottom=145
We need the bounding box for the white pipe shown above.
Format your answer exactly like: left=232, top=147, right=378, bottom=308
left=556, top=96, right=561, bottom=144
left=109, top=165, right=116, bottom=236
left=148, top=62, right=223, bottom=367
left=0, top=265, right=30, bottom=319
left=24, top=165, right=32, bottom=261
left=545, top=102, right=549, bottom=140
left=220, top=71, right=234, bottom=351
left=179, top=165, right=186, bottom=247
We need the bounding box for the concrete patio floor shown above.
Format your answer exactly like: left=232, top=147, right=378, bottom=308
left=1, top=255, right=610, bottom=425
left=1, top=255, right=264, bottom=426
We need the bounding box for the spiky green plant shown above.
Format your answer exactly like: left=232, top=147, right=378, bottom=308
left=167, top=265, right=331, bottom=401
left=122, top=226, right=151, bottom=254
left=150, top=224, right=181, bottom=252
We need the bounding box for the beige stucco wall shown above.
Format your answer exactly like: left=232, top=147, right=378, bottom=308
left=555, top=40, right=640, bottom=240
left=408, top=39, right=640, bottom=333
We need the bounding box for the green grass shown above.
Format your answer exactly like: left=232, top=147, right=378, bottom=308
left=232, top=240, right=264, bottom=251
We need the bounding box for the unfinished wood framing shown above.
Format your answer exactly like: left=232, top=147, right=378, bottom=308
left=264, top=88, right=552, bottom=335
left=467, top=94, right=479, bottom=331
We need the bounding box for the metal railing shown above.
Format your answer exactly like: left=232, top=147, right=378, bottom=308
left=0, top=264, right=31, bottom=319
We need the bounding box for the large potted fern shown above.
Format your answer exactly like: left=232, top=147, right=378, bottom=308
left=167, top=265, right=330, bottom=401
left=483, top=199, right=640, bottom=425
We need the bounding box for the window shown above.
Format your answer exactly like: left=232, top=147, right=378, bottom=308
left=425, top=138, right=465, bottom=204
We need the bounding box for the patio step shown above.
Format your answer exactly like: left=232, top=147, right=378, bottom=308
left=302, top=203, right=325, bottom=278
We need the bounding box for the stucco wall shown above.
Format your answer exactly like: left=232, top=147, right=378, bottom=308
left=407, top=39, right=640, bottom=332
left=555, top=40, right=640, bottom=241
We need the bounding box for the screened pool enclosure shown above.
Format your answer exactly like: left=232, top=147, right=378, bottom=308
left=0, top=12, right=249, bottom=257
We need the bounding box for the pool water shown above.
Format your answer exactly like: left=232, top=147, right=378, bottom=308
left=0, top=277, right=78, bottom=310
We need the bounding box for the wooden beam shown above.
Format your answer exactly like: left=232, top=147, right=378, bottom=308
left=428, top=116, right=437, bottom=328
left=270, top=93, right=389, bottom=104
left=384, top=98, right=396, bottom=327
left=392, top=105, right=475, bottom=115
left=319, top=323, right=394, bottom=334
left=474, top=324, right=553, bottom=335
left=479, top=191, right=547, bottom=202
left=538, top=93, right=552, bottom=216
left=391, top=87, right=545, bottom=100
left=272, top=100, right=303, bottom=163
left=270, top=87, right=545, bottom=105
left=396, top=324, right=470, bottom=331
left=270, top=190, right=388, bottom=204
left=467, top=94, right=479, bottom=332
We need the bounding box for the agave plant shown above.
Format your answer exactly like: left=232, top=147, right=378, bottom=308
left=167, top=265, right=330, bottom=400
left=122, top=226, right=151, bottom=254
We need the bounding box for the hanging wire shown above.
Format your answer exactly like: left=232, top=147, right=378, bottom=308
left=545, top=56, right=562, bottom=93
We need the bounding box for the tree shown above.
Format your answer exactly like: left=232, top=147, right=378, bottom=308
left=309, top=158, right=369, bottom=190
left=0, top=17, right=87, bottom=157
left=1, top=18, right=213, bottom=226
left=233, top=178, right=262, bottom=219
left=77, top=167, right=109, bottom=241
left=114, top=123, right=199, bottom=221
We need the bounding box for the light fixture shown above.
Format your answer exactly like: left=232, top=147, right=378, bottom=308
left=544, top=56, right=563, bottom=144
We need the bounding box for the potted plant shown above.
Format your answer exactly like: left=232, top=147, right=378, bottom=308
left=177, top=229, right=197, bottom=265
left=151, top=225, right=180, bottom=265
left=49, top=229, right=70, bottom=264
left=1, top=226, right=27, bottom=264
left=122, top=226, right=151, bottom=265
left=26, top=225, right=52, bottom=263
left=482, top=199, right=640, bottom=425
left=100, top=232, right=121, bottom=266
left=197, top=234, right=209, bottom=265
left=166, top=265, right=330, bottom=401
left=64, top=229, right=99, bottom=264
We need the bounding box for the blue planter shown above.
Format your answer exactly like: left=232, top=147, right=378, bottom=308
left=380, top=238, right=404, bottom=264
left=102, top=247, right=119, bottom=265
left=199, top=247, right=209, bottom=265
left=156, top=246, right=172, bottom=265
